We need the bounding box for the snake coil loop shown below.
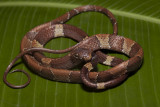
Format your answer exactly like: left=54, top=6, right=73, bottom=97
left=3, top=46, right=80, bottom=88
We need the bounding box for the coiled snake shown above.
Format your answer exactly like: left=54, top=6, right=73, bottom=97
left=3, top=5, right=143, bottom=89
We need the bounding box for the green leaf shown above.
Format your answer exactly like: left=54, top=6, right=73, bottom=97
left=0, top=0, right=160, bottom=107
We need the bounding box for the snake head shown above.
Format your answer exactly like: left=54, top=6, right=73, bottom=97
left=70, top=48, right=92, bottom=62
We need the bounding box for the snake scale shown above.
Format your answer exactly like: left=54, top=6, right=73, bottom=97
left=3, top=5, right=143, bottom=89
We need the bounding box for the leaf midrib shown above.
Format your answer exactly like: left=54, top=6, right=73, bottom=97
left=0, top=1, right=160, bottom=24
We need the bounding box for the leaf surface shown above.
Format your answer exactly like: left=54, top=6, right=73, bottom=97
left=0, top=0, right=160, bottom=107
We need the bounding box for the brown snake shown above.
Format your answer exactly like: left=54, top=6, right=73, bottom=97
left=3, top=5, right=143, bottom=89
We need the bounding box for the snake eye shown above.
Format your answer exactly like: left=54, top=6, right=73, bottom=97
left=74, top=53, right=79, bottom=59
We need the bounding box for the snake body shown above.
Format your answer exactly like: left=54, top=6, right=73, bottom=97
left=3, top=5, right=143, bottom=89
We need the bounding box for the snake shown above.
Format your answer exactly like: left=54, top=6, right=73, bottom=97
left=3, top=5, right=143, bottom=89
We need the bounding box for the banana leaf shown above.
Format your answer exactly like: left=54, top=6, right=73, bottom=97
left=0, top=0, right=160, bottom=107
